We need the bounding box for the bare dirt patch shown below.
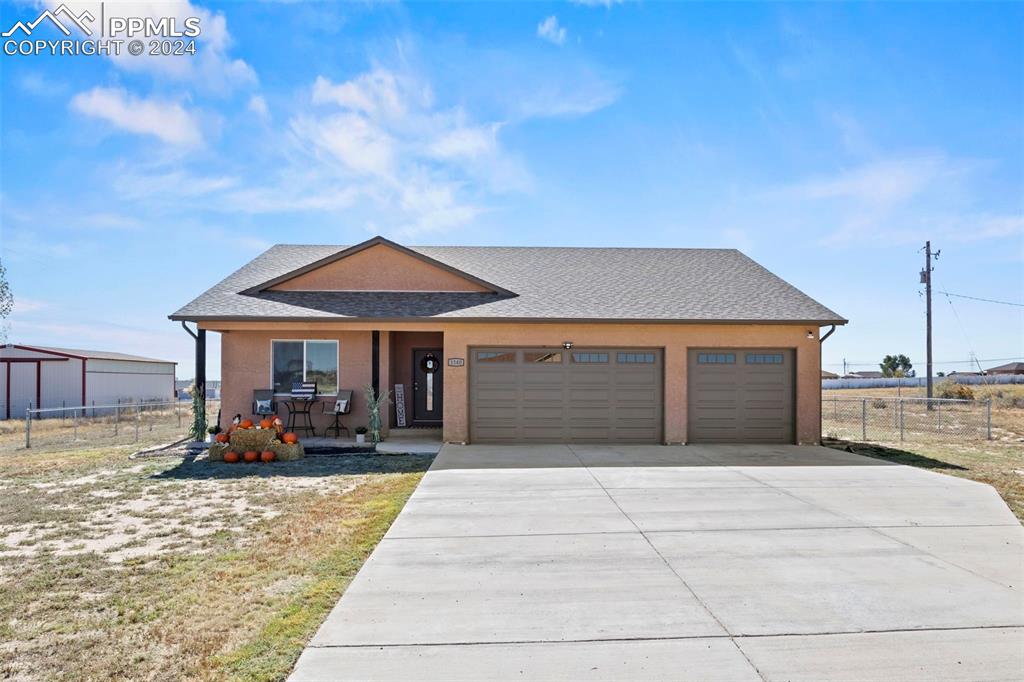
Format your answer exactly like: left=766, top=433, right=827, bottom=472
left=0, top=446, right=431, bottom=680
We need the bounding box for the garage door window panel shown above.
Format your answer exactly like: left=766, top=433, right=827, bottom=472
left=572, top=352, right=608, bottom=363
left=477, top=351, right=516, bottom=362
left=525, top=351, right=562, bottom=364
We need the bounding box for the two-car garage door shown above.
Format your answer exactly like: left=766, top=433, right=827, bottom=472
left=470, top=348, right=663, bottom=443
left=467, top=346, right=795, bottom=444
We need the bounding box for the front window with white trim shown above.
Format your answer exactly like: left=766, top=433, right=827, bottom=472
left=272, top=340, right=338, bottom=394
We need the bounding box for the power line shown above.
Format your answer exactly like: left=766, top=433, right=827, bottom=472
left=938, top=290, right=1024, bottom=307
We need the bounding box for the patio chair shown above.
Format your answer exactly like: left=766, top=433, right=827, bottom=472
left=252, top=389, right=277, bottom=419
left=321, top=389, right=353, bottom=438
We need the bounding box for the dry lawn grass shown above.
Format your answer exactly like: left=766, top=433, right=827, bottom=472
left=824, top=384, right=1024, bottom=522
left=0, top=445, right=430, bottom=681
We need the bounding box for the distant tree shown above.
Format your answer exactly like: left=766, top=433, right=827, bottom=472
left=937, top=371, right=946, bottom=377
left=880, top=354, right=913, bottom=378
left=0, top=258, right=12, bottom=343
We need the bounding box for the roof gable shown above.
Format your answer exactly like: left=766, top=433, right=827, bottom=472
left=246, top=236, right=513, bottom=295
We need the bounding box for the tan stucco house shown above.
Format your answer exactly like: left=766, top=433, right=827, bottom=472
left=170, top=236, right=845, bottom=445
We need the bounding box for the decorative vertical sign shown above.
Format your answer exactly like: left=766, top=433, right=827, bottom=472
left=394, top=384, right=407, bottom=427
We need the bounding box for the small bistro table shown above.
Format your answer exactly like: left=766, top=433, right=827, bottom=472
left=282, top=398, right=318, bottom=436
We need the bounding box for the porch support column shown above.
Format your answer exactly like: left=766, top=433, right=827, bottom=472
left=181, top=322, right=206, bottom=400
left=371, top=330, right=380, bottom=397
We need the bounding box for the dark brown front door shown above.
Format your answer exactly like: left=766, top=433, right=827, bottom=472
left=413, top=349, right=443, bottom=424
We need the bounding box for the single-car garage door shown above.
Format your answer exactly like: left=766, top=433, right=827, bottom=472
left=470, top=347, right=663, bottom=443
left=688, top=348, right=795, bottom=443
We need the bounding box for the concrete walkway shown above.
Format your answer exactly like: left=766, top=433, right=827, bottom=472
left=291, top=444, right=1024, bottom=681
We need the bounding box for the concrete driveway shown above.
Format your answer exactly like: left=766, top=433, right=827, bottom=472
left=291, top=444, right=1024, bottom=681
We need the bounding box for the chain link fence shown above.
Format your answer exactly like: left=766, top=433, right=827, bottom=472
left=0, top=400, right=221, bottom=454
left=822, top=396, right=992, bottom=443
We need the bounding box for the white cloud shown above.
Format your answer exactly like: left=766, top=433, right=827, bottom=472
left=47, top=1, right=256, bottom=91
left=537, top=16, right=566, bottom=46
left=281, top=68, right=524, bottom=234
left=70, top=87, right=203, bottom=146
left=247, top=94, right=269, bottom=118
left=764, top=152, right=1016, bottom=246
left=428, top=124, right=500, bottom=160
left=291, top=112, right=396, bottom=177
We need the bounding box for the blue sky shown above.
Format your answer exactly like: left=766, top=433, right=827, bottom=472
left=1, top=0, right=1022, bottom=379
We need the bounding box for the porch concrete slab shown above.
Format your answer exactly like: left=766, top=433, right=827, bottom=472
left=736, top=627, right=1024, bottom=682
left=309, top=532, right=727, bottom=646
left=607, top=486, right=853, bottom=532
left=649, top=527, right=1024, bottom=636
left=587, top=465, right=763, bottom=489
left=881, top=525, right=1024, bottom=589
left=779, top=483, right=1020, bottom=527
left=291, top=637, right=761, bottom=682
left=385, top=488, right=637, bottom=538
left=375, top=440, right=442, bottom=455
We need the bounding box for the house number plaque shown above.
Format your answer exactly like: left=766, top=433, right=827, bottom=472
left=448, top=358, right=465, bottom=367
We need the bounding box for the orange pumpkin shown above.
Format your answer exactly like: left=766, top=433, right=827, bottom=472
left=223, top=451, right=240, bottom=464
left=282, top=432, right=298, bottom=445
left=260, top=450, right=276, bottom=463
left=259, top=418, right=274, bottom=430
left=242, top=450, right=259, bottom=463
left=239, top=419, right=254, bottom=429
left=215, top=432, right=229, bottom=444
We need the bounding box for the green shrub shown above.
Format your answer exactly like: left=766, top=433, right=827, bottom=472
left=936, top=380, right=974, bottom=400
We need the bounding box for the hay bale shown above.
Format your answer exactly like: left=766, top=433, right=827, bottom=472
left=272, top=442, right=305, bottom=461
left=229, top=428, right=276, bottom=452
left=208, top=443, right=229, bottom=462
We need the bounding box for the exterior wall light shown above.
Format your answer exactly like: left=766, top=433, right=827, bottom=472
left=807, top=330, right=815, bottom=339
left=563, top=342, right=574, bottom=349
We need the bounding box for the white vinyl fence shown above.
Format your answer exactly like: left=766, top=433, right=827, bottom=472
left=823, top=375, right=1024, bottom=390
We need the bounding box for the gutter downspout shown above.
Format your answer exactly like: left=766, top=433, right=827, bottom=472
left=818, top=324, right=836, bottom=443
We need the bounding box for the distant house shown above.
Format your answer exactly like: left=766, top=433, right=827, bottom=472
left=985, top=362, right=1024, bottom=376
left=821, top=370, right=839, bottom=379
left=844, top=371, right=884, bottom=379
left=0, top=344, right=176, bottom=420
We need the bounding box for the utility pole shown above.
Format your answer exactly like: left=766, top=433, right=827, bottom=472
left=921, top=241, right=940, bottom=404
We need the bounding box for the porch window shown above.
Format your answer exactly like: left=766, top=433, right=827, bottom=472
left=272, top=340, right=338, bottom=394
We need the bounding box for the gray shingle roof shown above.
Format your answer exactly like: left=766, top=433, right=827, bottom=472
left=170, top=243, right=845, bottom=324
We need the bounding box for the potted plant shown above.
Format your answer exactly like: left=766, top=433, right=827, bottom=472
left=354, top=426, right=368, bottom=444
left=206, top=425, right=221, bottom=443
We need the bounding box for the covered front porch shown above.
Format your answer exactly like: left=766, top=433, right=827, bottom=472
left=205, top=327, right=447, bottom=443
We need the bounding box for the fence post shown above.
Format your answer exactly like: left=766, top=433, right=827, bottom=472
left=25, top=408, right=31, bottom=449
left=986, top=399, right=992, bottom=440
left=861, top=398, right=867, bottom=441
left=135, top=406, right=140, bottom=442
left=899, top=399, right=904, bottom=442
left=176, top=399, right=181, bottom=428
left=73, top=409, right=78, bottom=440
left=61, top=400, right=65, bottom=424
left=115, top=399, right=120, bottom=436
